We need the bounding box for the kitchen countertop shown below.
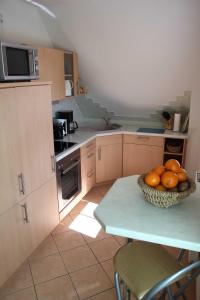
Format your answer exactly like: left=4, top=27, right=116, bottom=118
left=55, top=125, right=188, bottom=161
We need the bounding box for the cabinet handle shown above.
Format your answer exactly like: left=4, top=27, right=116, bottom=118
left=86, top=142, right=94, bottom=149
left=87, top=170, right=95, bottom=178
left=87, top=152, right=94, bottom=159
left=98, top=146, right=101, bottom=160
left=21, top=203, right=29, bottom=223
left=137, top=136, right=150, bottom=140
left=51, top=155, right=56, bottom=172
left=18, top=173, right=25, bottom=195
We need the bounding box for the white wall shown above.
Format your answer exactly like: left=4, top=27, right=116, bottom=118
left=41, top=0, right=200, bottom=117
left=0, top=0, right=52, bottom=46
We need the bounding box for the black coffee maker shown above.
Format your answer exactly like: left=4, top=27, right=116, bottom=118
left=56, top=110, right=78, bottom=134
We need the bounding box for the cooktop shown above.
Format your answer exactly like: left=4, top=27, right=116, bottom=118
left=54, top=141, right=77, bottom=155
left=137, top=128, right=165, bottom=134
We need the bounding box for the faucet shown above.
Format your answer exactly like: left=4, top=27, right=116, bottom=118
left=102, top=117, right=111, bottom=127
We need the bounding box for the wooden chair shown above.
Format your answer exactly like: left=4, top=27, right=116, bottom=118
left=114, top=241, right=200, bottom=300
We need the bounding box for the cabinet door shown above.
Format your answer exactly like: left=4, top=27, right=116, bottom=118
left=96, top=144, right=122, bottom=183
left=72, top=52, right=80, bottom=96
left=15, top=85, right=55, bottom=196
left=123, top=144, right=163, bottom=176
left=81, top=147, right=96, bottom=195
left=0, top=88, right=24, bottom=214
left=27, top=176, right=59, bottom=249
left=38, top=47, right=65, bottom=100
left=0, top=202, right=32, bottom=286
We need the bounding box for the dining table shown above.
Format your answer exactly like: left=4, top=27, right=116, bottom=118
left=94, top=175, right=200, bottom=297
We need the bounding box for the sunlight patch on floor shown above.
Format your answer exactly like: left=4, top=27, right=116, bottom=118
left=80, top=202, right=98, bottom=218
left=69, top=214, right=101, bottom=238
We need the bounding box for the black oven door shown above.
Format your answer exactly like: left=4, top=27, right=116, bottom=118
left=57, top=153, right=81, bottom=213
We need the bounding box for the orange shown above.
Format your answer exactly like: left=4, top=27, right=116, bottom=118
left=161, top=171, right=178, bottom=189
left=176, top=168, right=187, bottom=182
left=165, top=159, right=180, bottom=173
left=144, top=171, right=160, bottom=187
left=152, top=165, right=165, bottom=176
left=155, top=184, right=167, bottom=191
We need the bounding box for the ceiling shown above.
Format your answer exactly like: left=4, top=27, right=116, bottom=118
left=31, top=1, right=200, bottom=116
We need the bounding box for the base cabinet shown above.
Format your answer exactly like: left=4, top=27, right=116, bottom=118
left=81, top=140, right=96, bottom=196
left=123, top=135, right=164, bottom=176
left=0, top=176, right=59, bottom=287
left=96, top=135, right=122, bottom=183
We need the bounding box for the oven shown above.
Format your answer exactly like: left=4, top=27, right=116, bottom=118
left=56, top=149, right=81, bottom=213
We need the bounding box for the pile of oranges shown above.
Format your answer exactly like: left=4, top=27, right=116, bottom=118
left=144, top=159, right=188, bottom=192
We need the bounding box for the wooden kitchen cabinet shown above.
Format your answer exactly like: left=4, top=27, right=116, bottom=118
left=38, top=47, right=65, bottom=100
left=0, top=176, right=58, bottom=287
left=27, top=176, right=59, bottom=250
left=0, top=82, right=59, bottom=287
left=123, top=134, right=164, bottom=176
left=96, top=135, right=122, bottom=183
left=0, top=84, right=55, bottom=215
left=81, top=139, right=96, bottom=196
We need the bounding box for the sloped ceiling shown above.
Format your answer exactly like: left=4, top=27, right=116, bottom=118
left=4, top=0, right=200, bottom=117
left=39, top=0, right=200, bottom=117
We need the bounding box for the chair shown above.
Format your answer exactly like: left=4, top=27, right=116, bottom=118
left=113, top=241, right=200, bottom=300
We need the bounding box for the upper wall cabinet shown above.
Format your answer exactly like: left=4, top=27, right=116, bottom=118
left=38, top=47, right=84, bottom=101
left=64, top=51, right=82, bottom=97
left=38, top=47, right=65, bottom=101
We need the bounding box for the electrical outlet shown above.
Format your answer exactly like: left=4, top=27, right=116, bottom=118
left=195, top=171, right=200, bottom=183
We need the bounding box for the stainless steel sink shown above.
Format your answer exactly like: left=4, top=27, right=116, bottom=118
left=96, top=123, right=122, bottom=131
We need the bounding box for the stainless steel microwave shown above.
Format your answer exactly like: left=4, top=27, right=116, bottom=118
left=0, top=41, right=39, bottom=81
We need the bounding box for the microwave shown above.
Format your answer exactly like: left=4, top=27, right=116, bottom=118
left=0, top=41, right=39, bottom=81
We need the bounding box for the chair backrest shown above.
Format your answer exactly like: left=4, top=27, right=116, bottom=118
left=142, top=259, right=200, bottom=300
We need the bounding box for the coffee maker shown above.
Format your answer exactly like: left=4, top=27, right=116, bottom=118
left=56, top=111, right=78, bottom=134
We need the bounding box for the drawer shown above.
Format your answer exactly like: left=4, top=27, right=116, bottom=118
left=96, top=134, right=122, bottom=146
left=81, top=139, right=96, bottom=156
left=123, top=134, right=164, bottom=147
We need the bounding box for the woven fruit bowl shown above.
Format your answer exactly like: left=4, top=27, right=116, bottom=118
left=138, top=174, right=196, bottom=208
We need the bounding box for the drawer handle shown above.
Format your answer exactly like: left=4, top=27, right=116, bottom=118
left=87, top=152, right=94, bottom=159
left=51, top=155, right=56, bottom=172
left=18, top=173, right=25, bottom=195
left=137, top=136, right=150, bottom=140
left=98, top=146, right=101, bottom=160
left=87, top=170, right=95, bottom=178
left=86, top=142, right=94, bottom=149
left=21, top=203, right=29, bottom=223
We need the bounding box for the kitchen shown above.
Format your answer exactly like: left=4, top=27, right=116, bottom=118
left=0, top=0, right=200, bottom=299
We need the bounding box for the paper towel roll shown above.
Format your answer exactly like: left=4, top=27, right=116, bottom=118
left=173, top=113, right=181, bottom=132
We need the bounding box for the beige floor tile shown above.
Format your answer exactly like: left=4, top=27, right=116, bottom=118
left=69, top=201, right=88, bottom=218
left=35, top=275, right=78, bottom=300
left=82, top=187, right=103, bottom=204
left=113, top=235, right=127, bottom=246
left=3, top=287, right=37, bottom=300
left=101, top=259, right=115, bottom=284
left=83, top=229, right=110, bottom=243
left=61, top=245, right=98, bottom=273
left=29, top=253, right=67, bottom=284
left=28, top=236, right=58, bottom=260
left=97, top=183, right=114, bottom=197
left=88, top=288, right=117, bottom=300
left=68, top=214, right=102, bottom=239
left=70, top=264, right=112, bottom=300
left=78, top=202, right=98, bottom=218
left=53, top=230, right=86, bottom=252
left=51, top=215, right=73, bottom=236
left=0, top=262, right=33, bottom=297
left=89, top=237, right=120, bottom=262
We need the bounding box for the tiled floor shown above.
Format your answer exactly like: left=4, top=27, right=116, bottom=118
left=0, top=184, right=195, bottom=300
